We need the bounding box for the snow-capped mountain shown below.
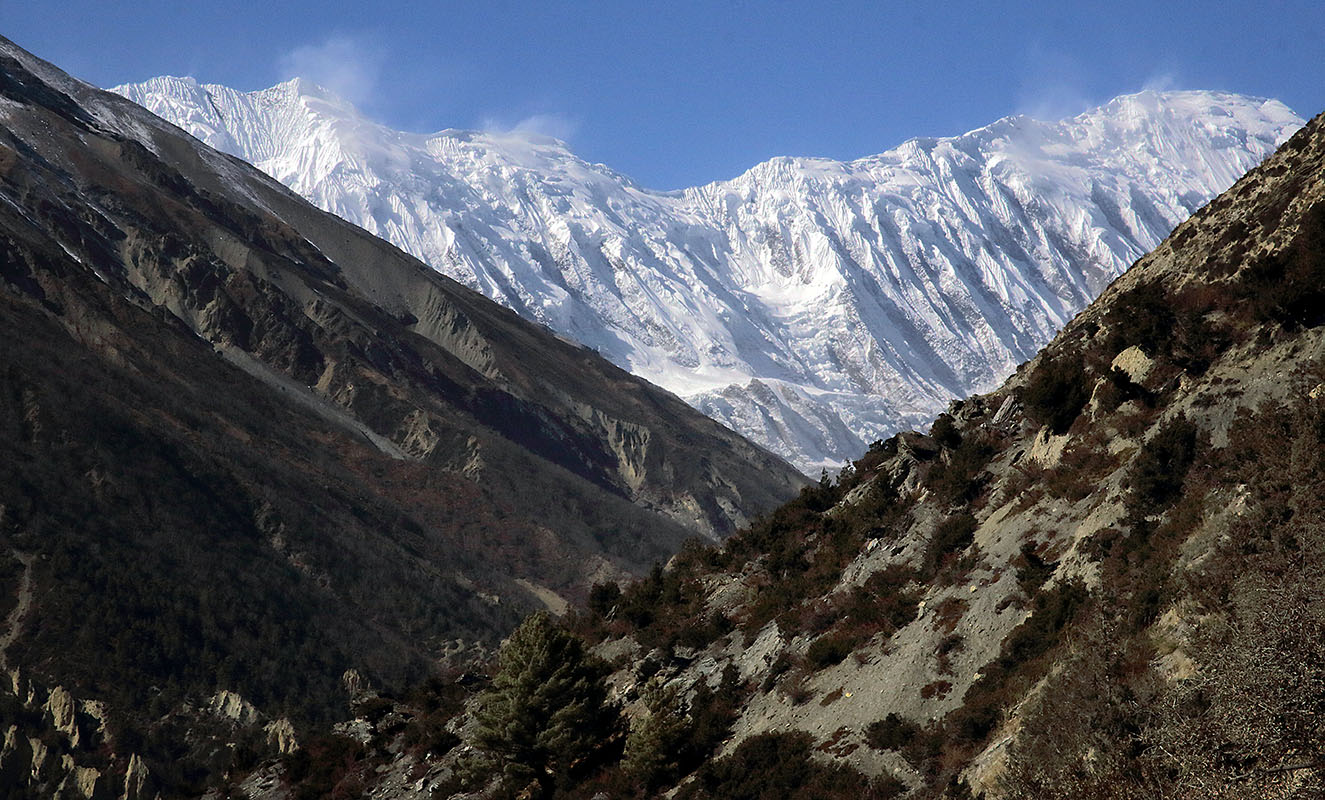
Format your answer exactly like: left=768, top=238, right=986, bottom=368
left=113, top=77, right=1302, bottom=472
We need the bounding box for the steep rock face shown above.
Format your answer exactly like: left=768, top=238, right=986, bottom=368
left=115, top=77, right=1302, bottom=471
left=0, top=33, right=804, bottom=745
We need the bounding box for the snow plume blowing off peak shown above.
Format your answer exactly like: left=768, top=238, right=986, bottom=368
left=114, top=77, right=1304, bottom=474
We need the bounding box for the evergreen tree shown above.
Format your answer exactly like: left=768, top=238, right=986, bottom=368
left=464, top=612, right=614, bottom=798
left=621, top=677, right=691, bottom=790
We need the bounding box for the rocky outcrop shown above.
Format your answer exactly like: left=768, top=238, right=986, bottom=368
left=121, top=754, right=150, bottom=800
left=208, top=690, right=264, bottom=727
left=263, top=718, right=299, bottom=756
left=1110, top=345, right=1155, bottom=384
left=341, top=669, right=372, bottom=699
left=0, top=677, right=154, bottom=800
left=63, top=759, right=104, bottom=800
left=45, top=685, right=80, bottom=746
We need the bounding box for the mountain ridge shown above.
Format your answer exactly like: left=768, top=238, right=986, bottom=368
left=114, top=76, right=1304, bottom=471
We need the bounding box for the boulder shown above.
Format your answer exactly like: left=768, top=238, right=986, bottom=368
left=1110, top=345, right=1154, bottom=385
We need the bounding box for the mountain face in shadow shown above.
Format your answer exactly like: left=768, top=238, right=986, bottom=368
left=0, top=36, right=805, bottom=733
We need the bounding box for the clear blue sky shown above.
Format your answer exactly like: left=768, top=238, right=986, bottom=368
left=5, top=1, right=1322, bottom=190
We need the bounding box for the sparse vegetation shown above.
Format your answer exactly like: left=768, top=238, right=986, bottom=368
left=677, top=731, right=897, bottom=800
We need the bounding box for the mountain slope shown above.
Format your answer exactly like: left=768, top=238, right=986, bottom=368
left=559, top=106, right=1325, bottom=797
left=221, top=104, right=1325, bottom=799
left=114, top=77, right=1303, bottom=471
left=0, top=32, right=804, bottom=743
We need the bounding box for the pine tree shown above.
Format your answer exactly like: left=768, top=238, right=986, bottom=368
left=464, top=611, right=614, bottom=798
left=621, top=677, right=691, bottom=790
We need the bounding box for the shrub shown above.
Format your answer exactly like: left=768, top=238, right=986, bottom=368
left=1241, top=200, right=1325, bottom=328
left=1022, top=351, right=1091, bottom=434
left=930, top=414, right=962, bottom=449
left=673, top=612, right=733, bottom=650
left=1103, top=280, right=1173, bottom=358
left=999, top=580, right=1089, bottom=670
left=399, top=710, right=460, bottom=757
left=685, top=664, right=745, bottom=768
left=783, top=670, right=814, bottom=705
left=1127, top=415, right=1200, bottom=518
left=926, top=429, right=997, bottom=505
left=587, top=581, right=621, bottom=618
left=806, top=630, right=860, bottom=670
left=1015, top=542, right=1054, bottom=596
left=762, top=652, right=794, bottom=692
left=866, top=713, right=920, bottom=752
left=936, top=633, right=965, bottom=674
left=933, top=597, right=968, bottom=633
left=924, top=513, right=978, bottom=575
left=678, top=731, right=882, bottom=800
left=282, top=735, right=364, bottom=800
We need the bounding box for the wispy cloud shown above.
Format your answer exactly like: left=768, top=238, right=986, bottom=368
left=1015, top=46, right=1095, bottom=122
left=278, top=35, right=383, bottom=105
left=481, top=111, right=580, bottom=143
left=510, top=113, right=581, bottom=142
left=1141, top=70, right=1181, bottom=93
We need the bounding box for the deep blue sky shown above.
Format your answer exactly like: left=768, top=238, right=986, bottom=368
left=5, top=1, right=1322, bottom=190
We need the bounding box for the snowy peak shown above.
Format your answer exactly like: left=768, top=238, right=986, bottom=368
left=112, top=77, right=1304, bottom=472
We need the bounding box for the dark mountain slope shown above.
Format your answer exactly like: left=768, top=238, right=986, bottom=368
left=0, top=33, right=804, bottom=740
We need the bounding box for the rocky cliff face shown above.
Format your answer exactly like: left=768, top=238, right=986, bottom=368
left=0, top=35, right=807, bottom=794
left=244, top=107, right=1325, bottom=799
left=115, top=76, right=1302, bottom=472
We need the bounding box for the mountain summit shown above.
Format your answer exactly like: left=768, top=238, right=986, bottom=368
left=115, top=77, right=1303, bottom=471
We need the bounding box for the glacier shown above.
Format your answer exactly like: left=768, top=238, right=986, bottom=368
left=113, top=77, right=1303, bottom=473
